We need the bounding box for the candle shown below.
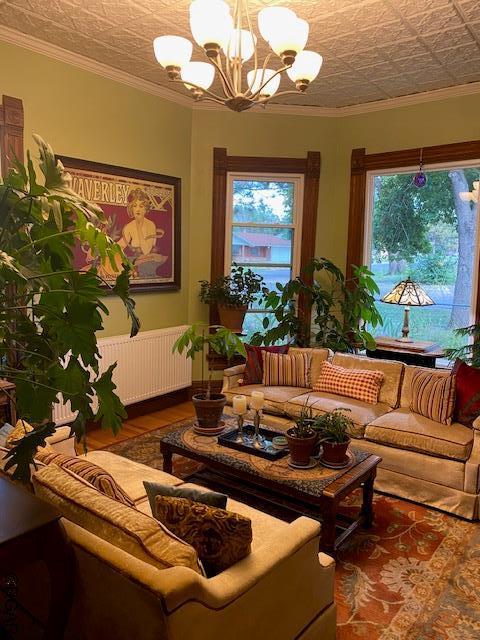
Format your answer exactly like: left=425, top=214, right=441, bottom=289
left=250, top=391, right=265, bottom=411
left=232, top=395, right=247, bottom=415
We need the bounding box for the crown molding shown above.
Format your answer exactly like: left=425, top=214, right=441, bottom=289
left=0, top=25, right=193, bottom=108
left=2, top=25, right=480, bottom=118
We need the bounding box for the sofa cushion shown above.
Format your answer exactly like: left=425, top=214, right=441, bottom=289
left=365, top=408, right=473, bottom=462
left=285, top=392, right=391, bottom=438
left=136, top=484, right=290, bottom=553
left=400, top=365, right=451, bottom=409
left=410, top=369, right=456, bottom=425
left=332, top=353, right=404, bottom=408
left=313, top=360, right=384, bottom=404
left=289, top=347, right=331, bottom=387
left=243, top=344, right=289, bottom=385
left=6, top=419, right=55, bottom=454
left=224, top=384, right=309, bottom=415
left=452, top=359, right=480, bottom=427
left=81, top=450, right=183, bottom=503
left=32, top=464, right=203, bottom=574
left=143, top=480, right=227, bottom=510
left=263, top=351, right=311, bottom=387
left=36, top=451, right=136, bottom=508
left=153, top=495, right=252, bottom=577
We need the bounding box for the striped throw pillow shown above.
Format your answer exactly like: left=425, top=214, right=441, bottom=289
left=410, top=370, right=456, bottom=425
left=313, top=360, right=384, bottom=405
left=262, top=351, right=310, bottom=387
left=35, top=451, right=135, bottom=508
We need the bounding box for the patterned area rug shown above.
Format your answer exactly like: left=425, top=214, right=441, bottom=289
left=104, top=419, right=480, bottom=640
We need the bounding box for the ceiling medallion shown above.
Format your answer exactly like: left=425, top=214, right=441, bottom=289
left=153, top=0, right=323, bottom=112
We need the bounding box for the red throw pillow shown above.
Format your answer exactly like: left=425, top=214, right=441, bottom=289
left=453, top=359, right=480, bottom=426
left=242, top=344, right=289, bottom=385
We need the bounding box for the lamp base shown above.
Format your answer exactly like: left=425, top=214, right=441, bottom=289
left=396, top=336, right=414, bottom=343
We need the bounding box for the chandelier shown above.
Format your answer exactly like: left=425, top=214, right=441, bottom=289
left=153, top=0, right=323, bottom=112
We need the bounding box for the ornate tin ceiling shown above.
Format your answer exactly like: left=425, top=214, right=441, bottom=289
left=1, top=0, right=480, bottom=108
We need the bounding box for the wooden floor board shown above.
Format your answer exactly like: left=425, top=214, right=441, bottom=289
left=83, top=401, right=195, bottom=451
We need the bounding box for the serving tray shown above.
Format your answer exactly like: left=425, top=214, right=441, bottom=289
left=217, top=425, right=290, bottom=460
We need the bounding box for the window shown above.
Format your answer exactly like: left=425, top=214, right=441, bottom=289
left=225, top=174, right=304, bottom=339
left=364, top=162, right=480, bottom=351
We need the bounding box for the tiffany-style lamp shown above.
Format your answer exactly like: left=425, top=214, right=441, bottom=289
left=380, top=278, right=435, bottom=342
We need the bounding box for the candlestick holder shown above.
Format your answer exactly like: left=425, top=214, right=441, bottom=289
left=234, top=414, right=246, bottom=443
left=252, top=409, right=265, bottom=449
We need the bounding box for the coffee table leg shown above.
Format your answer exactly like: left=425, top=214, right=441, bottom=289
left=320, top=499, right=337, bottom=556
left=361, top=472, right=375, bottom=529
left=161, top=444, right=173, bottom=474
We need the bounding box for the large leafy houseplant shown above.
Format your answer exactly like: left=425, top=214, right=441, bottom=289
left=251, top=258, right=382, bottom=352
left=0, top=136, right=139, bottom=479
left=173, top=324, right=246, bottom=428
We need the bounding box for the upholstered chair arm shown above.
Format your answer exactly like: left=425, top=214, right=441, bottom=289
left=465, top=428, right=480, bottom=494
left=473, top=416, right=480, bottom=431
left=222, top=364, right=246, bottom=392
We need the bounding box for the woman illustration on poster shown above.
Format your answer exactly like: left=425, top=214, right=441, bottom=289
left=120, top=187, right=168, bottom=279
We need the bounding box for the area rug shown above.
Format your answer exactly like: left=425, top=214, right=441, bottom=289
left=103, top=419, right=480, bottom=640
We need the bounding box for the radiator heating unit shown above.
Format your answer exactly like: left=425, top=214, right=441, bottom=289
left=52, top=326, right=192, bottom=426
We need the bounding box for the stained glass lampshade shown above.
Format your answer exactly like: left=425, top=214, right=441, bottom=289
left=380, top=278, right=435, bottom=341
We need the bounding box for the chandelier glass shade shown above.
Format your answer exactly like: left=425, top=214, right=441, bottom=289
left=153, top=0, right=323, bottom=112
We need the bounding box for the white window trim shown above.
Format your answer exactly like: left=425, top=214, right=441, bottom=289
left=363, top=159, right=480, bottom=327
left=225, top=171, right=304, bottom=267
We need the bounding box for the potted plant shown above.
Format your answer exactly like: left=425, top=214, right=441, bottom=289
left=250, top=257, right=382, bottom=352
left=199, top=264, right=263, bottom=333
left=314, top=408, right=355, bottom=464
left=173, top=324, right=246, bottom=429
left=286, top=399, right=318, bottom=466
left=0, top=136, right=140, bottom=480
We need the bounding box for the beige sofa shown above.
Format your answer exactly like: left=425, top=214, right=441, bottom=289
left=2, top=436, right=336, bottom=640
left=222, top=348, right=480, bottom=521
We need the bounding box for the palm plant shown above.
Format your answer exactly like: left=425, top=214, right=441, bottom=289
left=314, top=408, right=354, bottom=444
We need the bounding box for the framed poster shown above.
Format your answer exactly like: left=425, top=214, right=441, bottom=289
left=57, top=156, right=181, bottom=292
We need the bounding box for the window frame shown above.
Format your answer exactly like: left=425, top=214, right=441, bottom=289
left=225, top=171, right=304, bottom=270
left=347, top=140, right=480, bottom=324
left=209, top=148, right=321, bottom=335
left=363, top=160, right=480, bottom=339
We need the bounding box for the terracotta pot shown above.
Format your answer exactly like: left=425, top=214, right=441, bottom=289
left=218, top=304, right=248, bottom=333
left=321, top=438, right=351, bottom=464
left=286, top=429, right=317, bottom=466
left=192, top=393, right=227, bottom=429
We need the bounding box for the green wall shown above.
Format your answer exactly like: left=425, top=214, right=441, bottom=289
left=0, top=41, right=192, bottom=337
left=4, top=40, right=480, bottom=356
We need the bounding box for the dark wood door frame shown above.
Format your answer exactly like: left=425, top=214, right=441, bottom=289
left=0, top=95, right=24, bottom=176
left=346, top=139, right=480, bottom=320
left=210, top=147, right=321, bottom=326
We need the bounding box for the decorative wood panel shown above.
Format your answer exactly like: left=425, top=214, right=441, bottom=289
left=0, top=96, right=24, bottom=177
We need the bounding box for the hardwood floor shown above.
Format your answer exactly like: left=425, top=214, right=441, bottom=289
left=83, top=401, right=195, bottom=451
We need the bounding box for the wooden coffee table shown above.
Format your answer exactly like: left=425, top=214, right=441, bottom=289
left=160, top=421, right=381, bottom=555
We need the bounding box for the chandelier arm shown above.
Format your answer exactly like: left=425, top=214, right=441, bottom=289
left=171, top=79, right=228, bottom=102
left=211, top=55, right=236, bottom=98
left=248, top=65, right=291, bottom=102
left=260, top=89, right=304, bottom=102
left=243, top=0, right=258, bottom=99
left=195, top=95, right=231, bottom=106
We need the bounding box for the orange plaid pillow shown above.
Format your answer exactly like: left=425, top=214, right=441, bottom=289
left=313, top=360, right=384, bottom=405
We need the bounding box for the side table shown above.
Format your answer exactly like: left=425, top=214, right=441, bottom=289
left=367, top=340, right=445, bottom=368
left=0, top=477, right=75, bottom=639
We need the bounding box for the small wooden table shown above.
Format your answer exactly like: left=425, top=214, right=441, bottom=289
left=0, top=477, right=75, bottom=639
left=160, top=422, right=381, bottom=556
left=367, top=337, right=445, bottom=368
